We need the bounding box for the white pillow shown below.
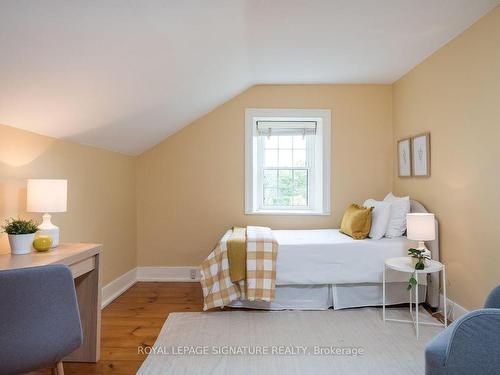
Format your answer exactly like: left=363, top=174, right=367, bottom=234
left=363, top=199, right=392, bottom=240
left=383, top=193, right=411, bottom=238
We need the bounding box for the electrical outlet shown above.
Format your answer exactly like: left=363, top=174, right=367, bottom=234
left=190, top=269, right=197, bottom=280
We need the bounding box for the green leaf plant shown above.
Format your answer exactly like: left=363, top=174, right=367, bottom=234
left=407, top=248, right=431, bottom=291
left=1, top=217, right=39, bottom=235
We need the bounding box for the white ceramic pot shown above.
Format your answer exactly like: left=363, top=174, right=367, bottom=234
left=8, top=233, right=36, bottom=255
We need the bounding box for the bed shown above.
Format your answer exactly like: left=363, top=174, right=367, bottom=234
left=230, top=200, right=440, bottom=310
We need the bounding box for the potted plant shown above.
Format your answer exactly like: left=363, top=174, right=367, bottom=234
left=1, top=218, right=39, bottom=255
left=407, top=248, right=431, bottom=290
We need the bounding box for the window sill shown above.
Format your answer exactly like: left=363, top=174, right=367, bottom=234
left=245, top=209, right=330, bottom=216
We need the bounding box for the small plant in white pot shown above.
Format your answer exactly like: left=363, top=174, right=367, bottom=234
left=2, top=218, right=39, bottom=255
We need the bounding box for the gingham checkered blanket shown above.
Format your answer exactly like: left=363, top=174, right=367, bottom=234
left=200, top=226, right=278, bottom=311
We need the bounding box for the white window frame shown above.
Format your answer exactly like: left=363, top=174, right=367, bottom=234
left=245, top=108, right=331, bottom=215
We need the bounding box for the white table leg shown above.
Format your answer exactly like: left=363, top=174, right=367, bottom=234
left=383, top=265, right=386, bottom=322
left=415, top=271, right=419, bottom=340
left=443, top=266, right=447, bottom=328
left=409, top=279, right=413, bottom=319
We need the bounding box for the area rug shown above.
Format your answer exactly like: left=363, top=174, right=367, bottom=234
left=138, top=307, right=442, bottom=374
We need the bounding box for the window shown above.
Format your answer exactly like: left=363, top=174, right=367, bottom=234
left=245, top=109, right=331, bottom=215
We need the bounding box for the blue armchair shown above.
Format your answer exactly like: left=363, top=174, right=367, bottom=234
left=425, top=285, right=500, bottom=375
left=0, top=265, right=83, bottom=375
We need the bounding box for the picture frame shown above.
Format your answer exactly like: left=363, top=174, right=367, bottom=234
left=411, top=133, right=430, bottom=177
left=397, top=138, right=411, bottom=177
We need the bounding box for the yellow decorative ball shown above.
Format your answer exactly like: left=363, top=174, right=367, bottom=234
left=33, top=235, right=53, bottom=252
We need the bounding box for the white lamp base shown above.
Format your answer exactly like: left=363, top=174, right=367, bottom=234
left=415, top=241, right=432, bottom=258
left=37, top=213, right=60, bottom=248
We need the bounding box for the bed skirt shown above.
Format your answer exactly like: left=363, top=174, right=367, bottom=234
left=229, top=283, right=427, bottom=310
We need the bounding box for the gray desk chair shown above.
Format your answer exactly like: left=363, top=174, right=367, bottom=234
left=425, top=285, right=500, bottom=375
left=0, top=265, right=83, bottom=375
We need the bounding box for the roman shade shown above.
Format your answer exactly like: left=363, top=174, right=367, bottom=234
left=256, top=121, right=317, bottom=136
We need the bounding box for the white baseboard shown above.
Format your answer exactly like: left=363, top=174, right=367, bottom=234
left=100, top=266, right=200, bottom=308
left=439, top=293, right=469, bottom=321
left=101, top=268, right=138, bottom=308
left=137, top=266, right=201, bottom=282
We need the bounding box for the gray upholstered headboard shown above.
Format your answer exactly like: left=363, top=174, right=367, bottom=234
left=410, top=199, right=440, bottom=308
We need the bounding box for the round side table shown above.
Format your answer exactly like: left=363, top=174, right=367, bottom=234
left=383, top=257, right=447, bottom=339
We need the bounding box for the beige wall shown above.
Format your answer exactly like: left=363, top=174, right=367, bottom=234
left=137, top=85, right=393, bottom=266
left=393, top=7, right=500, bottom=309
left=0, top=124, right=137, bottom=285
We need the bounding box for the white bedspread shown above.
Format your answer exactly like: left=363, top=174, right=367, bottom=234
left=274, top=229, right=415, bottom=285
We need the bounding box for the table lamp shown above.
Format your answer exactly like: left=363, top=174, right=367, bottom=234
left=27, top=179, right=67, bottom=248
left=406, top=213, right=435, bottom=258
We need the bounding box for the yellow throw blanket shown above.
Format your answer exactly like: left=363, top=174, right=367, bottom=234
left=227, top=227, right=246, bottom=282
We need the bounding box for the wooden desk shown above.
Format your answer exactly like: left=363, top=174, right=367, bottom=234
left=0, top=243, right=102, bottom=363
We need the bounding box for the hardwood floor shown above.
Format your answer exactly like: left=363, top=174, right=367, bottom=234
left=29, top=282, right=204, bottom=375
left=28, top=282, right=445, bottom=375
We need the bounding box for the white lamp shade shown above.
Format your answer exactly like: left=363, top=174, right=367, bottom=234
left=27, top=179, right=67, bottom=213
left=406, top=213, right=435, bottom=241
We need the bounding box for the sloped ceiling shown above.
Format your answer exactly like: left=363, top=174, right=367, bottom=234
left=0, top=0, right=498, bottom=155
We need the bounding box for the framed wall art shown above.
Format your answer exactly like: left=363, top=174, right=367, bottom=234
left=398, top=138, right=412, bottom=177
left=411, top=133, right=430, bottom=177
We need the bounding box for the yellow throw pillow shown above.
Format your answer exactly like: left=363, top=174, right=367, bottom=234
left=340, top=204, right=373, bottom=240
